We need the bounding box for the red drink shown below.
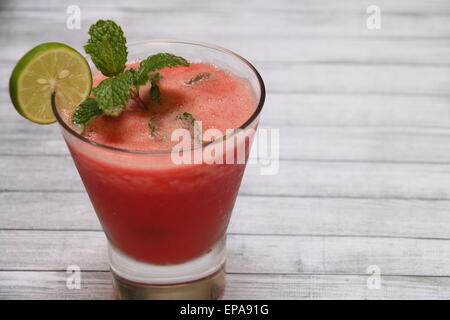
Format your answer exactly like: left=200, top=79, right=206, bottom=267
left=54, top=40, right=265, bottom=299
left=66, top=62, right=256, bottom=264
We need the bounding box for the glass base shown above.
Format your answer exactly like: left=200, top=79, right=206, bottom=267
left=112, top=265, right=225, bottom=300
left=108, top=235, right=226, bottom=300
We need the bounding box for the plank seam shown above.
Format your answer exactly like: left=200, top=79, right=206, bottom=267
left=1, top=270, right=450, bottom=278
left=2, top=229, right=450, bottom=241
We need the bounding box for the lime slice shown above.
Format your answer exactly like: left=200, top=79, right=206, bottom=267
left=9, top=42, right=92, bottom=124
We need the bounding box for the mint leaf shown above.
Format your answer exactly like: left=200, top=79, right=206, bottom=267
left=74, top=19, right=195, bottom=134
left=148, top=116, right=157, bottom=133
left=150, top=73, right=162, bottom=83
left=72, top=98, right=103, bottom=126
left=176, top=112, right=202, bottom=144
left=176, top=112, right=195, bottom=125
left=103, top=104, right=126, bottom=117
left=84, top=20, right=127, bottom=77
left=136, top=53, right=189, bottom=85
left=150, top=84, right=160, bottom=103
left=121, top=69, right=139, bottom=86
left=92, top=74, right=131, bottom=114
left=186, top=73, right=211, bottom=85
left=149, top=72, right=162, bottom=103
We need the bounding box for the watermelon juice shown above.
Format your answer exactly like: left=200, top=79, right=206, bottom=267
left=65, top=62, right=257, bottom=264
left=53, top=41, right=265, bottom=297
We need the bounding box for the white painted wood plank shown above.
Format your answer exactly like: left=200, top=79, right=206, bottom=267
left=2, top=0, right=450, bottom=300
left=270, top=127, right=450, bottom=163
left=223, top=274, right=450, bottom=300
left=1, top=271, right=450, bottom=300
left=2, top=155, right=450, bottom=199
left=2, top=123, right=450, bottom=163
left=3, top=35, right=450, bottom=65
left=2, top=192, right=450, bottom=240
left=5, top=0, right=450, bottom=14
left=231, top=37, right=450, bottom=65
left=3, top=1, right=450, bottom=65
left=226, top=235, right=450, bottom=276
left=2, top=91, right=450, bottom=129
left=261, top=93, right=450, bottom=128
left=0, top=271, right=114, bottom=300
left=2, top=60, right=449, bottom=94
left=240, top=161, right=450, bottom=199
left=1, top=6, right=449, bottom=46
left=0, top=231, right=108, bottom=270
left=0, top=192, right=101, bottom=230
left=2, top=91, right=450, bottom=128
left=1, top=231, right=450, bottom=276
left=258, top=63, right=450, bottom=95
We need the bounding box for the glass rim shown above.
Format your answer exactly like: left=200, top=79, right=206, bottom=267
left=51, top=39, right=266, bottom=155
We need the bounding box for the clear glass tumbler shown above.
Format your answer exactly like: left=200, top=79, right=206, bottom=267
left=52, top=40, right=265, bottom=299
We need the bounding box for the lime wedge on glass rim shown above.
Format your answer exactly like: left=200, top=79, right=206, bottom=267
left=9, top=42, right=92, bottom=124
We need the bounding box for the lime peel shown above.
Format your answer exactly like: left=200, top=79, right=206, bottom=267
left=9, top=42, right=92, bottom=124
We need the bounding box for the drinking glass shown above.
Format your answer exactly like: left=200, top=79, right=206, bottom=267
left=52, top=40, right=265, bottom=299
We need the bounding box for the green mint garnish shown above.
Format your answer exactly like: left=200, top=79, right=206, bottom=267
left=84, top=20, right=127, bottom=77
left=150, top=73, right=162, bottom=83
left=72, top=98, right=103, bottom=126
left=149, top=73, right=162, bottom=103
left=176, top=112, right=195, bottom=125
left=121, top=69, right=139, bottom=86
left=73, top=20, right=191, bottom=131
left=137, top=53, right=189, bottom=85
left=103, top=105, right=126, bottom=117
left=185, top=73, right=211, bottom=85
left=150, top=84, right=161, bottom=103
left=176, top=112, right=202, bottom=144
left=148, top=116, right=157, bottom=134
left=92, top=74, right=131, bottom=112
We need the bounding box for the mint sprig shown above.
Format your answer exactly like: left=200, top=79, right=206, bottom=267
left=176, top=112, right=195, bottom=125
left=137, top=53, right=189, bottom=85
left=148, top=116, right=157, bottom=134
left=176, top=112, right=202, bottom=144
left=150, top=84, right=160, bottom=103
left=72, top=98, right=103, bottom=126
left=72, top=20, right=191, bottom=127
left=92, top=73, right=131, bottom=111
left=149, top=73, right=162, bottom=103
left=149, top=73, right=162, bottom=83
left=84, top=20, right=127, bottom=77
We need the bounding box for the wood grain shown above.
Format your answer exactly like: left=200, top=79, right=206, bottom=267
left=1, top=11, right=448, bottom=40
left=2, top=91, right=450, bottom=129
left=2, top=192, right=450, bottom=240
left=2, top=122, right=450, bottom=163
left=1, top=0, right=450, bottom=300
left=3, top=35, right=450, bottom=65
left=2, top=155, right=450, bottom=199
left=4, top=0, right=450, bottom=14
left=2, top=61, right=450, bottom=95
left=2, top=271, right=450, bottom=300
left=2, top=230, right=450, bottom=276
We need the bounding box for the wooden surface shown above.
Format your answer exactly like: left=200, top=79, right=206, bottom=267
left=1, top=0, right=450, bottom=299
